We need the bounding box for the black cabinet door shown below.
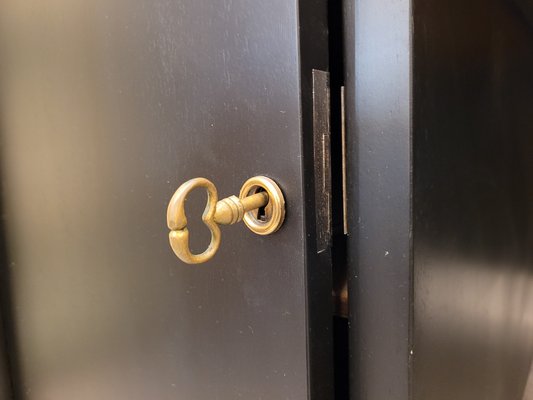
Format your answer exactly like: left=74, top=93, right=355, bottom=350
left=0, top=1, right=331, bottom=399
left=344, top=0, right=533, bottom=399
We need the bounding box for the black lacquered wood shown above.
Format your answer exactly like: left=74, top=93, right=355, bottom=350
left=0, top=1, right=331, bottom=398
left=412, top=0, right=533, bottom=398
left=345, top=0, right=533, bottom=399
left=344, top=0, right=412, bottom=398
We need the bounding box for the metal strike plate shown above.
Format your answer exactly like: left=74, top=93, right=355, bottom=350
left=312, top=69, right=332, bottom=253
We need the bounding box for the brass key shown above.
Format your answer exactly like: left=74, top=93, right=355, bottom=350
left=167, top=176, right=285, bottom=264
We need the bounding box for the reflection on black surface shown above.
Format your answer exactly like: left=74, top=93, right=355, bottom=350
left=413, top=0, right=533, bottom=397
left=0, top=0, right=316, bottom=399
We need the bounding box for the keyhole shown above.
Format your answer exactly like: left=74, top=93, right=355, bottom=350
left=240, top=176, right=285, bottom=236
left=254, top=187, right=268, bottom=222
left=257, top=204, right=267, bottom=221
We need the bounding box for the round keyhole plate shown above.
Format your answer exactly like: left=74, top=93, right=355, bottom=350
left=239, top=176, right=285, bottom=235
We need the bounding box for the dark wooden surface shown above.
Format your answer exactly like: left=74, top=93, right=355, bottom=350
left=0, top=1, right=331, bottom=399
left=412, top=0, right=533, bottom=398
left=0, top=314, right=10, bottom=399
left=344, top=0, right=412, bottom=398
left=345, top=0, right=533, bottom=398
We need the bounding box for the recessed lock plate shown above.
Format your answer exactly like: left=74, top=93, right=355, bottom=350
left=167, top=175, right=285, bottom=264
left=239, top=176, right=285, bottom=235
left=312, top=69, right=332, bottom=253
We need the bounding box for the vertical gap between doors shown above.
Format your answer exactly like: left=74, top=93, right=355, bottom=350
left=328, top=0, right=349, bottom=399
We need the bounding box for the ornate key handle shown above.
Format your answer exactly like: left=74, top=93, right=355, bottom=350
left=167, top=176, right=285, bottom=264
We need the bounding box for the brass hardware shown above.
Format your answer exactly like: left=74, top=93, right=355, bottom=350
left=239, top=176, right=285, bottom=235
left=167, top=176, right=285, bottom=264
